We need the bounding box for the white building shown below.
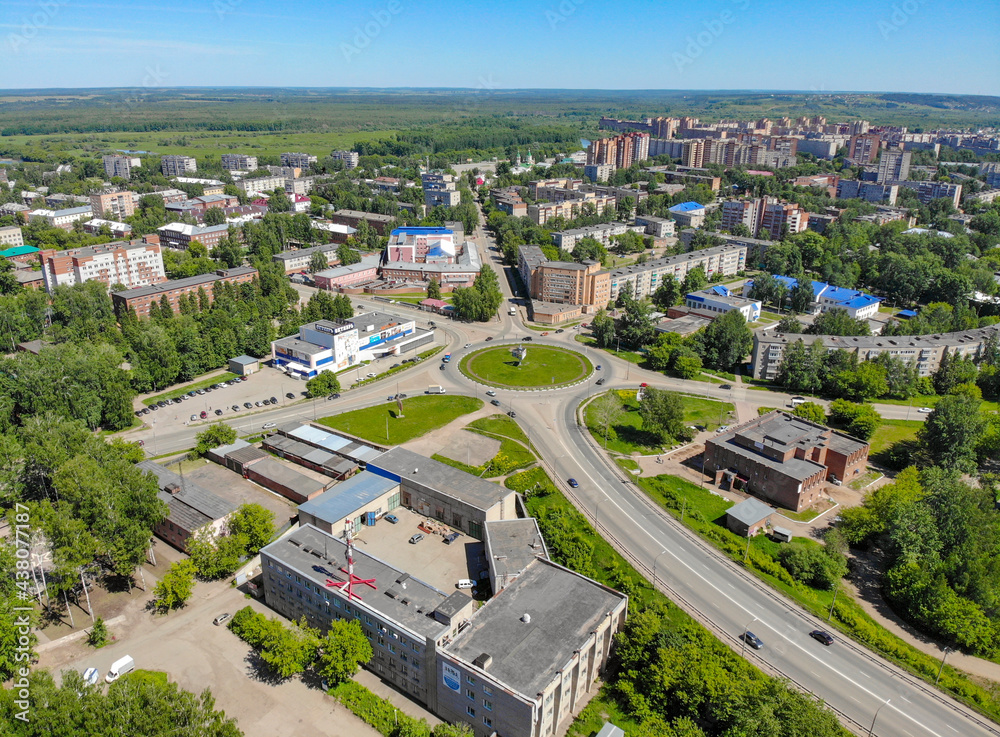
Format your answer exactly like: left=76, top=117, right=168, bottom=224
left=685, top=287, right=761, bottom=322
left=40, top=241, right=165, bottom=293
left=238, top=175, right=287, bottom=197
left=28, top=206, right=93, bottom=230
left=609, top=243, right=748, bottom=301
left=0, top=225, right=24, bottom=248
left=742, top=276, right=882, bottom=321
left=281, top=152, right=318, bottom=168
left=82, top=218, right=133, bottom=238
left=271, top=319, right=361, bottom=379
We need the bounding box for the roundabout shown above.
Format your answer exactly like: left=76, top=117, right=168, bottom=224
left=459, top=343, right=593, bottom=389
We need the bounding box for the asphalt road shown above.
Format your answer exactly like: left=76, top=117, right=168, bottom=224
left=125, top=203, right=998, bottom=737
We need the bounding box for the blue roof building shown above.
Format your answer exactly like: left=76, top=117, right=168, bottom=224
left=742, top=276, right=882, bottom=320
left=669, top=201, right=705, bottom=213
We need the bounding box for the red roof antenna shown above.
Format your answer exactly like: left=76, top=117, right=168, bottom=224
left=326, top=518, right=377, bottom=601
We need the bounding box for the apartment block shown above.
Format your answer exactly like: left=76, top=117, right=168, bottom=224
left=550, top=221, right=644, bottom=250
left=848, top=133, right=881, bottom=164
left=156, top=222, right=231, bottom=251
left=721, top=199, right=760, bottom=234
left=111, top=267, right=257, bottom=318
left=102, top=155, right=138, bottom=180
left=281, top=152, right=318, bottom=168
left=89, top=190, right=136, bottom=219
left=758, top=198, right=808, bottom=240
left=272, top=244, right=339, bottom=274
left=518, top=246, right=609, bottom=308
left=528, top=196, right=615, bottom=226
left=609, top=243, right=747, bottom=301
left=220, top=154, right=259, bottom=171
left=634, top=215, right=676, bottom=239
left=586, top=132, right=650, bottom=170
left=0, top=226, right=24, bottom=248
left=893, top=180, right=962, bottom=209
left=584, top=164, right=613, bottom=182
left=331, top=150, right=360, bottom=169
left=749, top=326, right=1000, bottom=382
left=39, top=240, right=165, bottom=293
left=82, top=219, right=132, bottom=238
left=876, top=149, right=911, bottom=184
left=27, top=206, right=93, bottom=230
left=489, top=187, right=528, bottom=217
left=237, top=175, right=287, bottom=197
left=330, top=209, right=396, bottom=235
left=836, top=180, right=899, bottom=205
left=161, top=155, right=197, bottom=176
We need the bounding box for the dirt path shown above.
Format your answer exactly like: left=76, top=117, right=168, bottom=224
left=847, top=551, right=1000, bottom=685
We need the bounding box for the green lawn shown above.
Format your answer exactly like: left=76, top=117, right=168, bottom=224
left=434, top=436, right=535, bottom=478
left=870, top=419, right=922, bottom=455
left=317, top=395, right=482, bottom=445
left=143, top=372, right=240, bottom=406
left=389, top=294, right=452, bottom=305
left=585, top=390, right=734, bottom=455
left=460, top=345, right=591, bottom=388
left=467, top=414, right=529, bottom=445
left=573, top=335, right=646, bottom=365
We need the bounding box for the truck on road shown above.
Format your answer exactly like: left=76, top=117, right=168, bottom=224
left=106, top=655, right=135, bottom=683
left=442, top=353, right=451, bottom=363
left=508, top=306, right=516, bottom=315
left=426, top=385, right=446, bottom=394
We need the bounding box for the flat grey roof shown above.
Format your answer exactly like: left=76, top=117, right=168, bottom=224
left=112, top=267, right=256, bottom=300
left=484, top=519, right=549, bottom=585
left=230, top=354, right=259, bottom=365
left=368, top=447, right=512, bottom=512
left=272, top=337, right=328, bottom=356
left=298, top=471, right=399, bottom=526
left=250, top=457, right=326, bottom=497
left=262, top=524, right=450, bottom=639
left=137, top=460, right=236, bottom=528
left=446, top=559, right=625, bottom=698
left=727, top=497, right=775, bottom=526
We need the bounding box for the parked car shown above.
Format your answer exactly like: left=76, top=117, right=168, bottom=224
left=741, top=631, right=764, bottom=650
left=490, top=399, right=502, bottom=407
left=715, top=425, right=730, bottom=433
left=231, top=405, right=240, bottom=411
left=83, top=667, right=100, bottom=686
left=244, top=402, right=253, bottom=409
left=485, top=336, right=493, bottom=341
left=190, top=414, right=198, bottom=422
left=366, top=372, right=377, bottom=378
left=214, top=409, right=223, bottom=416
left=213, top=613, right=231, bottom=626
left=196, top=389, right=205, bottom=395
left=200, top=411, right=207, bottom=419
left=384, top=514, right=399, bottom=524
left=456, top=578, right=475, bottom=589
left=286, top=392, right=295, bottom=399
left=255, top=401, right=262, bottom=407
left=567, top=478, right=579, bottom=488
left=269, top=396, right=277, bottom=404
left=507, top=410, right=517, bottom=418
left=188, top=390, right=197, bottom=397
left=444, top=532, right=461, bottom=545
left=809, top=629, right=834, bottom=646
left=409, top=533, right=424, bottom=544
left=262, top=422, right=276, bottom=430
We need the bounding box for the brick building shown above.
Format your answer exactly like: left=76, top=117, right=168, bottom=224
left=329, top=209, right=396, bottom=235
left=111, top=266, right=257, bottom=317
left=156, top=222, right=231, bottom=251
left=703, top=411, right=869, bottom=511
left=89, top=191, right=136, bottom=219
left=39, top=240, right=165, bottom=293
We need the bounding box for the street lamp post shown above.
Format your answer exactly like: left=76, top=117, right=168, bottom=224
left=653, top=550, right=668, bottom=589
left=741, top=616, right=758, bottom=658
left=868, top=699, right=891, bottom=737
left=828, top=584, right=840, bottom=621
left=595, top=497, right=612, bottom=526
left=935, top=647, right=953, bottom=684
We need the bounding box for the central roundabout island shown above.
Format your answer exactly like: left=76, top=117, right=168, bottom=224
left=459, top=344, right=593, bottom=389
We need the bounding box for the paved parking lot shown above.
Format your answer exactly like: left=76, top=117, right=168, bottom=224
left=353, top=507, right=484, bottom=594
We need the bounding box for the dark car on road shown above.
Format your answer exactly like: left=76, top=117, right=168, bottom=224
left=741, top=631, right=764, bottom=650
left=214, top=409, right=223, bottom=416
left=507, top=410, right=516, bottom=418
left=596, top=378, right=605, bottom=386
left=567, top=478, right=579, bottom=488
left=809, top=630, right=834, bottom=646
left=490, top=399, right=501, bottom=406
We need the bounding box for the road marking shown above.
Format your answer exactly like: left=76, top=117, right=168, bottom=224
left=574, top=461, right=954, bottom=737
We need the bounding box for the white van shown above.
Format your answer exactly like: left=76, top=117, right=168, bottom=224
left=456, top=579, right=476, bottom=589
left=105, top=655, right=135, bottom=683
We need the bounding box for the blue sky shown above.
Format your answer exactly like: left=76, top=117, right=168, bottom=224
left=1, top=0, right=997, bottom=95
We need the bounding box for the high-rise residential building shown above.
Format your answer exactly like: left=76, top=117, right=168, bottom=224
left=89, top=191, right=136, bottom=220
left=220, top=154, right=258, bottom=171
left=331, top=150, right=360, bottom=169
left=102, top=155, right=136, bottom=180
left=586, top=132, right=649, bottom=170
left=280, top=152, right=318, bottom=168
left=877, top=149, right=911, bottom=184
left=721, top=199, right=761, bottom=234
left=759, top=197, right=808, bottom=240
left=894, top=180, right=963, bottom=209
left=39, top=241, right=166, bottom=293
left=160, top=155, right=197, bottom=176
left=848, top=134, right=881, bottom=164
